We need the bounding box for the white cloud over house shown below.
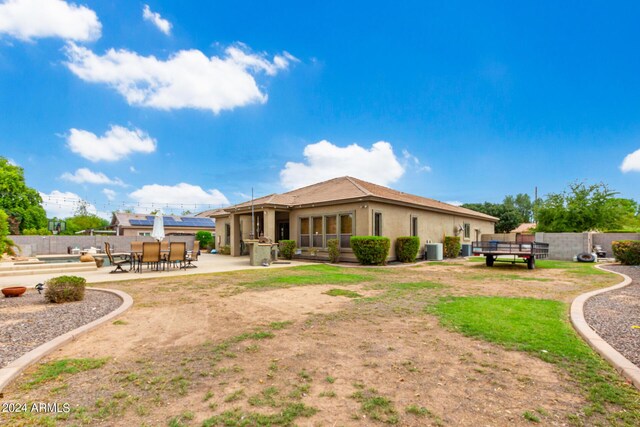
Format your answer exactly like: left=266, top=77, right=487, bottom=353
left=0, top=0, right=101, bottom=42
left=142, top=4, right=171, bottom=35
left=621, top=148, right=640, bottom=173
left=280, top=140, right=405, bottom=190
left=129, top=183, right=230, bottom=211
left=61, top=167, right=125, bottom=186
left=66, top=125, right=156, bottom=162
left=64, top=42, right=297, bottom=114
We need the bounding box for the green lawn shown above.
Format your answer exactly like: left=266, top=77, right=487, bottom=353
left=432, top=296, right=640, bottom=425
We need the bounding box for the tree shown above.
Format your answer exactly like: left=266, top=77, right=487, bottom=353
left=195, top=230, right=213, bottom=249
left=462, top=202, right=521, bottom=233
left=0, top=157, right=47, bottom=233
left=535, top=181, right=626, bottom=232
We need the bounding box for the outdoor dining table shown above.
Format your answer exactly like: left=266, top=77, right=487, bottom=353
left=129, top=250, right=170, bottom=272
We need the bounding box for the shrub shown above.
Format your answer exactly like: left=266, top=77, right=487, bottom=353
left=195, top=231, right=213, bottom=249
left=219, top=245, right=231, bottom=255
left=396, top=236, right=420, bottom=262
left=22, top=228, right=52, bottom=236
left=350, top=236, right=390, bottom=265
left=279, top=240, right=296, bottom=260
left=611, top=240, right=640, bottom=265
left=327, top=238, right=340, bottom=263
left=0, top=210, right=9, bottom=254
left=443, top=236, right=461, bottom=258
left=45, top=275, right=86, bottom=303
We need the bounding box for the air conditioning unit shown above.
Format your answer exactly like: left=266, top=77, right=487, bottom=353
left=460, top=243, right=472, bottom=257
left=425, top=243, right=443, bottom=261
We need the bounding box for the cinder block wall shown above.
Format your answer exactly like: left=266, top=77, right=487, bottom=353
left=9, top=235, right=196, bottom=256
left=480, top=233, right=516, bottom=242
left=592, top=233, right=640, bottom=258
left=534, top=232, right=592, bottom=261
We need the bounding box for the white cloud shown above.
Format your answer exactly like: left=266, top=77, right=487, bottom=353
left=0, top=0, right=101, bottom=42
left=280, top=140, right=405, bottom=190
left=402, top=149, right=431, bottom=172
left=129, top=166, right=138, bottom=173
left=142, top=4, right=171, bottom=35
left=129, top=183, right=230, bottom=211
left=102, top=188, right=116, bottom=201
left=39, top=190, right=98, bottom=218
left=444, top=200, right=463, bottom=207
left=61, top=167, right=125, bottom=186
left=7, top=158, right=18, bottom=166
left=621, top=149, right=640, bottom=173
left=66, top=124, right=156, bottom=162
left=64, top=42, right=297, bottom=114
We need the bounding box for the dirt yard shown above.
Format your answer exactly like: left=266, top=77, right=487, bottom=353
left=0, top=259, right=629, bottom=426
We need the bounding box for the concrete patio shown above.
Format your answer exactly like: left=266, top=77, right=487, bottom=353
left=0, top=254, right=310, bottom=287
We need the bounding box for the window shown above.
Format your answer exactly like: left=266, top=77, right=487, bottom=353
left=411, top=216, right=418, bottom=237
left=340, top=213, right=353, bottom=247
left=312, top=216, right=323, bottom=247
left=464, top=223, right=471, bottom=239
left=325, top=215, right=337, bottom=243
left=300, top=218, right=310, bottom=247
left=138, top=232, right=151, bottom=237
left=373, top=212, right=382, bottom=236
left=224, top=223, right=231, bottom=245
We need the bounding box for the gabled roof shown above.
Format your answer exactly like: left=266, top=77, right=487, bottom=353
left=512, top=223, right=536, bottom=233
left=111, top=213, right=215, bottom=228
left=198, top=176, right=498, bottom=222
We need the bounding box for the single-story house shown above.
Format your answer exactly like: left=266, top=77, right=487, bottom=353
left=110, top=213, right=215, bottom=237
left=198, top=176, right=497, bottom=261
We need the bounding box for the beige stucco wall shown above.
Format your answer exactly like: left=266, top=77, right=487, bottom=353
left=366, top=201, right=495, bottom=259
left=119, top=226, right=214, bottom=237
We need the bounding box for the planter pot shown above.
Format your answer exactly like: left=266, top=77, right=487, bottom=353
left=95, top=257, right=104, bottom=268
left=80, top=254, right=95, bottom=262
left=2, top=286, right=27, bottom=298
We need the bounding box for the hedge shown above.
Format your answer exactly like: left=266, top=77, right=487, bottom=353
left=396, top=236, right=420, bottom=262
left=612, top=240, right=640, bottom=265
left=443, top=236, right=461, bottom=258
left=327, top=238, right=340, bottom=263
left=218, top=245, right=231, bottom=255
left=350, top=236, right=390, bottom=265
left=45, top=275, right=86, bottom=303
left=279, top=240, right=296, bottom=260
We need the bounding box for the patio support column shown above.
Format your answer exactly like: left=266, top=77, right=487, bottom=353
left=263, top=208, right=276, bottom=241
left=231, top=213, right=242, bottom=257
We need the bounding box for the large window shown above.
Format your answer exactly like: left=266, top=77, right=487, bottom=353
left=340, top=213, right=353, bottom=247
left=464, top=223, right=471, bottom=239
left=411, top=216, right=418, bottom=237
left=297, top=212, right=353, bottom=248
left=300, top=218, right=310, bottom=247
left=224, top=223, right=231, bottom=245
left=325, top=215, right=337, bottom=243
left=312, top=216, right=323, bottom=247
left=373, top=212, right=382, bottom=236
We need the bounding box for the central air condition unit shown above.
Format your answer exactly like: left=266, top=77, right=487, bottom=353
left=460, top=243, right=472, bottom=257
left=425, top=243, right=443, bottom=261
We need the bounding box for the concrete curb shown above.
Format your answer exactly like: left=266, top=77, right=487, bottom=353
left=570, top=264, right=640, bottom=390
left=0, top=287, right=133, bottom=393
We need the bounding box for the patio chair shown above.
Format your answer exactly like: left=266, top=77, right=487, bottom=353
left=139, top=242, right=162, bottom=273
left=104, top=242, right=131, bottom=274
left=130, top=241, right=143, bottom=271
left=185, top=240, right=200, bottom=268
left=166, top=242, right=187, bottom=270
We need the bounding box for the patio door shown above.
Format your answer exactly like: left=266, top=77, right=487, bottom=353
left=278, top=222, right=290, bottom=242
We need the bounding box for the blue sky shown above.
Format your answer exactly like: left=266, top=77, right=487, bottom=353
left=1, top=0, right=640, bottom=219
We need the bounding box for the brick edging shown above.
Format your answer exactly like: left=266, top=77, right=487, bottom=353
left=0, top=287, right=133, bottom=393
left=570, top=264, right=640, bottom=390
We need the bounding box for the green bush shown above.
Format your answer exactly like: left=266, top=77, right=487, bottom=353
left=443, top=236, right=461, bottom=258
left=396, top=236, right=420, bottom=262
left=196, top=231, right=213, bottom=249
left=45, top=275, right=86, bottom=303
left=219, top=245, right=231, bottom=255
left=612, top=240, right=640, bottom=265
left=0, top=210, right=8, bottom=254
left=22, top=228, right=52, bottom=236
left=350, top=236, right=390, bottom=265
left=327, top=238, right=340, bottom=263
left=279, top=240, right=296, bottom=260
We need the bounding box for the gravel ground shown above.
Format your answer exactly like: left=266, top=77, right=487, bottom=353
left=583, top=265, right=640, bottom=368
left=0, top=289, right=123, bottom=368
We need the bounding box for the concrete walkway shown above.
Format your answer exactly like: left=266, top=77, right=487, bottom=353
left=0, top=254, right=309, bottom=287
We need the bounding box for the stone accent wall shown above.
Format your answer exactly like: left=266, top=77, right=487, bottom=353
left=9, top=235, right=196, bottom=256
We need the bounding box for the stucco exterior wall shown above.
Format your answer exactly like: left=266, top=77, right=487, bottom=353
left=118, top=226, right=214, bottom=237
left=366, top=202, right=495, bottom=259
